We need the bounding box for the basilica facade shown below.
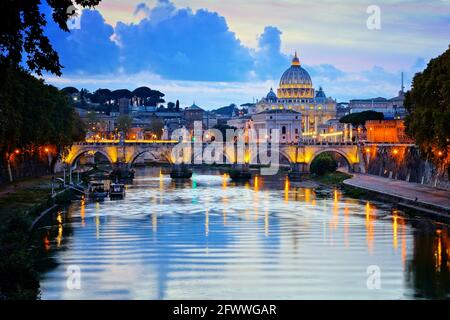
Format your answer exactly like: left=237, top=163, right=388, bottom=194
left=256, top=52, right=337, bottom=136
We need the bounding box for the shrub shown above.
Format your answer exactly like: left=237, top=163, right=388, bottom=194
left=310, top=153, right=338, bottom=176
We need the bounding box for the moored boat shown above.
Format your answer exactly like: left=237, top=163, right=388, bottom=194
left=109, top=183, right=126, bottom=199
left=88, top=181, right=108, bottom=201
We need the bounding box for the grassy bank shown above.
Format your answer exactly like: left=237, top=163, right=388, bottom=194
left=0, top=177, right=69, bottom=300
left=309, top=171, right=352, bottom=187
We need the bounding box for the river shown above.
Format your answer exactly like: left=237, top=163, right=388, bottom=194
left=35, top=167, right=450, bottom=299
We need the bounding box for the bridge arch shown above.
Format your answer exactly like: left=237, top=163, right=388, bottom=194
left=308, top=148, right=354, bottom=172
left=67, top=148, right=115, bottom=168
left=128, top=149, right=173, bottom=168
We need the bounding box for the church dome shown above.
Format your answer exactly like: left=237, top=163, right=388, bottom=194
left=279, top=52, right=312, bottom=87
left=315, top=87, right=326, bottom=99
left=266, top=88, right=277, bottom=101
left=277, top=52, right=314, bottom=100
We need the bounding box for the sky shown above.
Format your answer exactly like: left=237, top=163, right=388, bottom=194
left=42, top=0, right=450, bottom=109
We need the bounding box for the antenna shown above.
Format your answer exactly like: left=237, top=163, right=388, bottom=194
left=401, top=72, right=404, bottom=93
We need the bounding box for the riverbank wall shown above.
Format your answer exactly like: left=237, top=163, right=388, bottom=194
left=365, top=145, right=450, bottom=190
left=0, top=184, right=74, bottom=300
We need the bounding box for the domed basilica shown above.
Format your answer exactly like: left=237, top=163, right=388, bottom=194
left=256, top=52, right=337, bottom=135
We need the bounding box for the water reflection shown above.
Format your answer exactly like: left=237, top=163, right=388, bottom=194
left=37, top=167, right=450, bottom=299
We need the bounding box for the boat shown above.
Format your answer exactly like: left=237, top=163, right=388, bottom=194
left=88, top=181, right=108, bottom=201
left=109, top=183, right=126, bottom=199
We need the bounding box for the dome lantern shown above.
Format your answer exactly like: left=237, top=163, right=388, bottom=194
left=292, top=51, right=301, bottom=66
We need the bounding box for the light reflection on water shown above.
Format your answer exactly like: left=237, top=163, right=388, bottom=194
left=38, top=167, right=450, bottom=300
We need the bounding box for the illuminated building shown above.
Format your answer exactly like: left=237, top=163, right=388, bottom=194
left=252, top=109, right=302, bottom=143
left=366, top=120, right=414, bottom=143
left=256, top=52, right=337, bottom=135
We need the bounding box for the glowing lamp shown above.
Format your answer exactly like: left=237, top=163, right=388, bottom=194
left=14, top=149, right=20, bottom=154
left=393, top=149, right=399, bottom=155
left=365, top=148, right=371, bottom=153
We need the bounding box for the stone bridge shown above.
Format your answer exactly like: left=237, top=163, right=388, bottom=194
left=63, top=140, right=366, bottom=173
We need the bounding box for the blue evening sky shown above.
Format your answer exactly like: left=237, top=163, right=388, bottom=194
left=42, top=0, right=450, bottom=109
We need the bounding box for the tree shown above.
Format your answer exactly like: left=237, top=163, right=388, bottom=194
left=167, top=102, right=175, bottom=110
left=0, top=66, right=85, bottom=173
left=116, top=115, right=133, bottom=135
left=146, top=116, right=164, bottom=138
left=60, top=86, right=79, bottom=95
left=404, top=46, right=450, bottom=164
left=310, top=153, right=338, bottom=176
left=110, top=89, right=132, bottom=101
left=132, top=87, right=165, bottom=106
left=0, top=0, right=102, bottom=76
left=91, top=88, right=111, bottom=105
left=175, top=100, right=180, bottom=112
left=339, top=110, right=384, bottom=127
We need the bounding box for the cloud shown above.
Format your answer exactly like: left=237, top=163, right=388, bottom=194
left=42, top=0, right=437, bottom=107
left=307, top=64, right=346, bottom=81
left=115, top=0, right=254, bottom=81
left=253, top=26, right=290, bottom=80
left=45, top=8, right=120, bottom=75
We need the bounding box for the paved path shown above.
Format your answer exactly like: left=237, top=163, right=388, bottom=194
left=344, top=174, right=450, bottom=213
left=0, top=175, right=55, bottom=198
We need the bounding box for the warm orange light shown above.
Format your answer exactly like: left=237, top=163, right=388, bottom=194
left=393, top=149, right=399, bottom=155
left=14, top=149, right=20, bottom=154
left=437, top=151, right=443, bottom=157
left=365, top=148, right=371, bottom=153
left=44, top=148, right=49, bottom=153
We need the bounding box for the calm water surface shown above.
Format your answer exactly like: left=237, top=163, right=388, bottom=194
left=37, top=167, right=450, bottom=299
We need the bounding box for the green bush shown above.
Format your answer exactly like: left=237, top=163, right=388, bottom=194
left=310, top=153, right=338, bottom=176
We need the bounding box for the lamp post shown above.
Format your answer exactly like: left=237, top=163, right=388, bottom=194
left=6, top=149, right=20, bottom=183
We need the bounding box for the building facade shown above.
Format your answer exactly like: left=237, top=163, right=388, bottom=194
left=366, top=120, right=414, bottom=143
left=184, top=102, right=205, bottom=131
left=349, top=91, right=406, bottom=119
left=251, top=109, right=302, bottom=143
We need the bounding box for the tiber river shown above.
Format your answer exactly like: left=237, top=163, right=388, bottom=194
left=35, top=167, right=450, bottom=299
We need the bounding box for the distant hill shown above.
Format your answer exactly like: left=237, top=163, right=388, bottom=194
left=212, top=104, right=238, bottom=117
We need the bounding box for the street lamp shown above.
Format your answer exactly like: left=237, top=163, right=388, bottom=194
left=6, top=149, right=20, bottom=182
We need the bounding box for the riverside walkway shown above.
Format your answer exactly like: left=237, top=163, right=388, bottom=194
left=344, top=173, right=450, bottom=218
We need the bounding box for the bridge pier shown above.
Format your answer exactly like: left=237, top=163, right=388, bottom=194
left=110, top=162, right=135, bottom=181
left=229, top=163, right=252, bottom=181
left=170, top=163, right=193, bottom=179
left=288, top=163, right=307, bottom=181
